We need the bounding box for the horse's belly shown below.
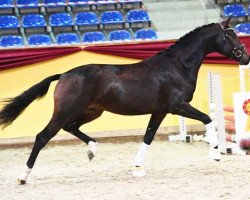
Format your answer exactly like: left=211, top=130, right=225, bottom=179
left=97, top=96, right=155, bottom=115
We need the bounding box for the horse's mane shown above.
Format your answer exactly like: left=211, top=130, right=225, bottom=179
left=158, top=23, right=216, bottom=55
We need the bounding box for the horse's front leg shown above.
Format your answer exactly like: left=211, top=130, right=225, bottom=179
left=174, top=102, right=221, bottom=161
left=133, top=113, right=166, bottom=177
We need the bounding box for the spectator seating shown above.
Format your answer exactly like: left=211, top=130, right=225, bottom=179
left=68, top=0, right=93, bottom=12
left=22, top=14, right=47, bottom=33
left=118, top=0, right=142, bottom=10
left=49, top=12, right=74, bottom=32
left=0, top=35, right=24, bottom=47
left=0, top=15, right=20, bottom=34
left=82, top=31, right=106, bottom=43
left=224, top=4, right=247, bottom=20
left=235, top=23, right=250, bottom=34
left=135, top=29, right=157, bottom=40
left=0, top=0, right=159, bottom=47
left=248, top=5, right=250, bottom=17
left=43, top=0, right=67, bottom=13
left=75, top=12, right=100, bottom=31
left=0, top=0, right=15, bottom=14
left=126, top=9, right=151, bottom=28
left=96, top=0, right=117, bottom=11
left=28, top=34, right=53, bottom=45
left=16, top=0, right=40, bottom=13
left=100, top=11, right=125, bottom=29
left=56, top=32, right=80, bottom=44
left=109, top=30, right=132, bottom=41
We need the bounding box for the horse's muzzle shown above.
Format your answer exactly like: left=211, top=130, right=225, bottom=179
left=240, top=54, right=250, bottom=65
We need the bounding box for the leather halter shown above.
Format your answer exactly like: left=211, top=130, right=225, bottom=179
left=221, top=27, right=246, bottom=58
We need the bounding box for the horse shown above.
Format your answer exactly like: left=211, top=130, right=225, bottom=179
left=0, top=18, right=249, bottom=184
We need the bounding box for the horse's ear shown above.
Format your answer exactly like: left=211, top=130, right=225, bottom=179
left=220, top=17, right=232, bottom=29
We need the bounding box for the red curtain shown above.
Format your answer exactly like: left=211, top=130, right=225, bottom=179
left=0, top=47, right=81, bottom=70
left=1, top=36, right=250, bottom=70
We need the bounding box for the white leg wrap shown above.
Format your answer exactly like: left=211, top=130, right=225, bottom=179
left=205, top=122, right=221, bottom=161
left=133, top=142, right=149, bottom=167
left=18, top=165, right=32, bottom=182
left=132, top=143, right=149, bottom=177
left=88, top=141, right=97, bottom=154
left=205, top=122, right=219, bottom=148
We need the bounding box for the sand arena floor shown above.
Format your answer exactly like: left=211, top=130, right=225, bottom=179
left=1, top=141, right=250, bottom=200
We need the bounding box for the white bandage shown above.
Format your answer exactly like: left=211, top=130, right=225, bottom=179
left=134, top=142, right=149, bottom=167
left=88, top=141, right=97, bottom=154
left=18, top=165, right=32, bottom=182
left=205, top=122, right=219, bottom=148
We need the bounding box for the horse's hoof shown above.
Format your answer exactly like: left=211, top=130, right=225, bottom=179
left=87, top=141, right=97, bottom=161
left=208, top=148, right=221, bottom=161
left=87, top=150, right=94, bottom=161
left=17, top=179, right=26, bottom=185
left=132, top=166, right=146, bottom=177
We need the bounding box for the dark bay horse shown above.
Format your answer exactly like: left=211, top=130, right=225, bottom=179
left=0, top=18, right=249, bottom=184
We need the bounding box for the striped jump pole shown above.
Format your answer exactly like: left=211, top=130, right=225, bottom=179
left=208, top=72, right=227, bottom=153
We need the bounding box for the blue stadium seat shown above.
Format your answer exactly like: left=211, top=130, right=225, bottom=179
left=22, top=14, right=47, bottom=33
left=56, top=33, right=80, bottom=44
left=0, top=35, right=24, bottom=47
left=82, top=31, right=106, bottom=43
left=235, top=23, right=250, bottom=34
left=28, top=34, right=52, bottom=46
left=96, top=0, right=117, bottom=11
left=49, top=13, right=74, bottom=31
left=0, top=15, right=20, bottom=34
left=126, top=9, right=151, bottom=27
left=118, top=0, right=142, bottom=9
left=44, top=0, right=67, bottom=12
left=44, top=0, right=66, bottom=6
left=135, top=29, right=157, bottom=40
left=0, top=0, right=15, bottom=14
left=16, top=0, right=39, bottom=8
left=0, top=0, right=14, bottom=8
left=109, top=30, right=132, bottom=41
left=75, top=12, right=100, bottom=30
left=0, top=15, right=19, bottom=29
left=16, top=0, right=40, bottom=13
left=68, top=0, right=91, bottom=6
left=100, top=11, right=124, bottom=29
left=224, top=4, right=247, bottom=19
left=68, top=0, right=93, bottom=11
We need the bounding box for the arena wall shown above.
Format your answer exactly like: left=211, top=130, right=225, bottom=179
left=0, top=51, right=249, bottom=138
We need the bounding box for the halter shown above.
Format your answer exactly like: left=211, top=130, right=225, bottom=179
left=221, top=27, right=246, bottom=58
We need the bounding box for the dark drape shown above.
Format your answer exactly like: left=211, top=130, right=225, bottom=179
left=1, top=36, right=250, bottom=70
left=0, top=47, right=81, bottom=70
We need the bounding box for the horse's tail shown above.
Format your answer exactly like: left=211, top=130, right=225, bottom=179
left=0, top=74, right=61, bottom=129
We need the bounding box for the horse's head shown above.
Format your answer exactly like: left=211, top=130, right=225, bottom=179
left=215, top=18, right=250, bottom=65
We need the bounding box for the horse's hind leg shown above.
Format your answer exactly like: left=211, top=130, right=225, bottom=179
left=17, top=120, right=62, bottom=185
left=63, top=109, right=103, bottom=161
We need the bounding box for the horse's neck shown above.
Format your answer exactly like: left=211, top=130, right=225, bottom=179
left=174, top=26, right=220, bottom=81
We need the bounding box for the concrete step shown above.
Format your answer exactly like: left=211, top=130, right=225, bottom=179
left=153, top=18, right=209, bottom=31
left=144, top=1, right=203, bottom=11
left=156, top=30, right=189, bottom=40
left=149, top=9, right=220, bottom=21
